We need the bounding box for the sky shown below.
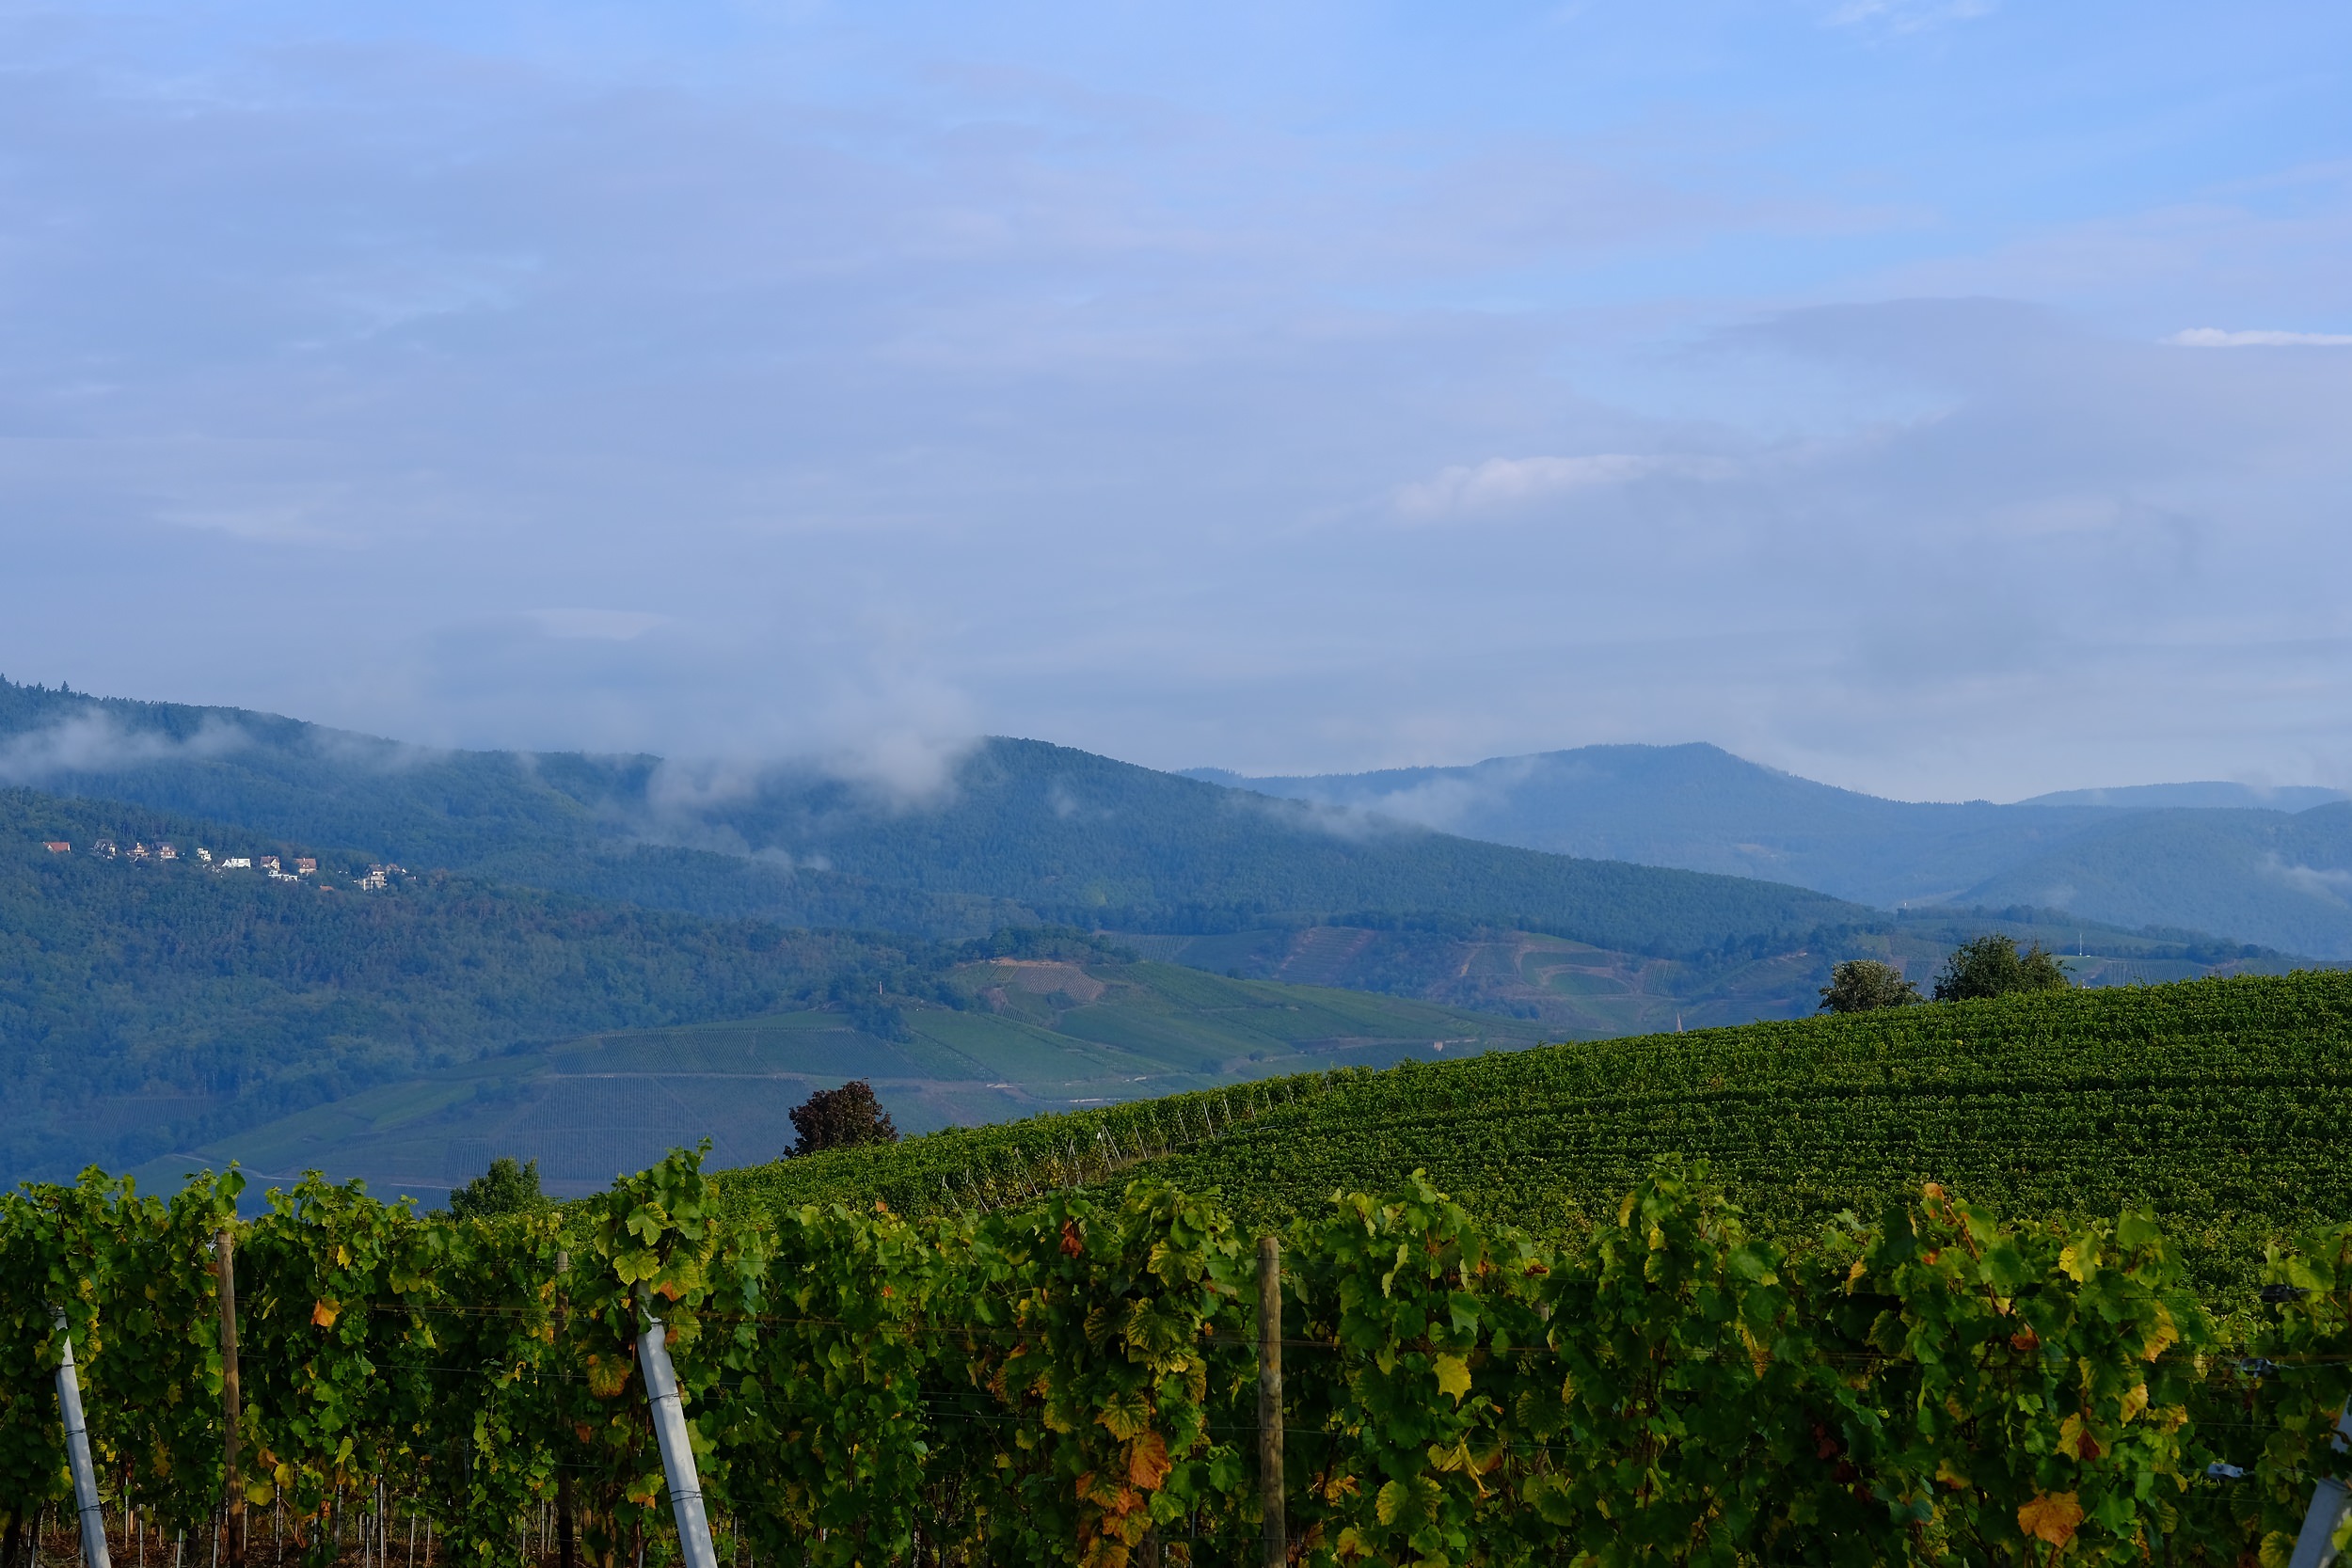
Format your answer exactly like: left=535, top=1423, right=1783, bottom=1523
left=1, top=0, right=2348, bottom=803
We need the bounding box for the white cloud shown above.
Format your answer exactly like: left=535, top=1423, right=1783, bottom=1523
left=1227, top=789, right=1422, bottom=843
left=0, top=711, right=248, bottom=783
left=826, top=727, right=978, bottom=808
left=1394, top=454, right=1729, bottom=521
left=2260, top=854, right=2352, bottom=904
left=2169, top=328, right=2352, bottom=348
left=1268, top=758, right=1547, bottom=835
left=525, top=609, right=669, bottom=641
left=1, top=5, right=2348, bottom=803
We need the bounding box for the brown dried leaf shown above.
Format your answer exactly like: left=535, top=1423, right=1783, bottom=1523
left=2018, top=1492, right=2084, bottom=1546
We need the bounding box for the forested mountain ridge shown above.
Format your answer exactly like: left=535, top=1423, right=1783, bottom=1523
left=0, top=786, right=1014, bottom=1177
left=1955, top=804, right=2352, bottom=958
left=0, top=678, right=1024, bottom=935
left=1187, top=744, right=2109, bottom=906
left=1, top=779, right=1591, bottom=1191
left=0, top=678, right=1873, bottom=952
left=1198, top=742, right=2352, bottom=956
left=0, top=678, right=2322, bottom=1192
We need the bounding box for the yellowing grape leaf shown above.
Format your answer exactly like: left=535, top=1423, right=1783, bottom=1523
left=2018, top=1492, right=2084, bottom=1546
left=1125, top=1431, right=1171, bottom=1491
left=1096, top=1392, right=1153, bottom=1441
left=2140, top=1303, right=2179, bottom=1362
left=1426, top=1437, right=1493, bottom=1496
left=1434, top=1354, right=1471, bottom=1402
left=583, top=1352, right=633, bottom=1399
left=1427, top=1436, right=1477, bottom=1474
left=310, top=1299, right=340, bottom=1328
left=1078, top=1469, right=1127, bottom=1510
left=2120, top=1382, right=2150, bottom=1424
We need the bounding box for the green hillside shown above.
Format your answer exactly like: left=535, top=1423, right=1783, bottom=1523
left=1962, top=803, right=2352, bottom=958
left=0, top=678, right=1871, bottom=948
left=3, top=775, right=2306, bottom=1187
left=1120, top=909, right=2290, bottom=1035
left=718, top=968, right=2352, bottom=1292
left=130, top=958, right=1546, bottom=1202
left=669, top=736, right=1874, bottom=948
left=1197, top=743, right=2352, bottom=957
left=0, top=786, right=1043, bottom=1179
left=1193, top=742, right=2120, bottom=907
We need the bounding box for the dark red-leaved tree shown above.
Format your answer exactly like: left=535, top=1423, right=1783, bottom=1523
left=787, top=1079, right=899, bottom=1156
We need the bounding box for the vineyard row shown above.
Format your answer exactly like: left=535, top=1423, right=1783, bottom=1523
left=9, top=1148, right=2352, bottom=1567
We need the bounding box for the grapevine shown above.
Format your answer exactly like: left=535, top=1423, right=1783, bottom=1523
left=10, top=972, right=2352, bottom=1561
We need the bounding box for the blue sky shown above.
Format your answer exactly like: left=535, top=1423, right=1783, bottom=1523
left=2, top=0, right=2348, bottom=800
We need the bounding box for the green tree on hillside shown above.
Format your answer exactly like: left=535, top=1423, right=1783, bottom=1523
left=448, top=1156, right=549, bottom=1218
left=1818, top=958, right=1922, bottom=1013
left=1932, top=934, right=2072, bottom=1002
left=788, top=1080, right=899, bottom=1156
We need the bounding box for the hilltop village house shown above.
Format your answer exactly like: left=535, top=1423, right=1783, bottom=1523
left=32, top=836, right=352, bottom=885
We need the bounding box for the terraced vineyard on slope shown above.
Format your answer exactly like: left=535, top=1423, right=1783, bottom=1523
left=720, top=969, right=2352, bottom=1293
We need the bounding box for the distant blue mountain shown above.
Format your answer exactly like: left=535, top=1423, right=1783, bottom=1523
left=1191, top=745, right=2352, bottom=958
left=0, top=680, right=1867, bottom=953
left=2017, top=782, right=2350, bottom=811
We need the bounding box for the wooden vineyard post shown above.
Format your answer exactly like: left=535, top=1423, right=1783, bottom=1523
left=554, top=1251, right=577, bottom=1568
left=1257, top=1236, right=1284, bottom=1568
left=216, top=1229, right=244, bottom=1568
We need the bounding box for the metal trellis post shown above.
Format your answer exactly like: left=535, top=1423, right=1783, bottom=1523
left=2288, top=1403, right=2352, bottom=1568
left=51, top=1312, right=113, bottom=1568
left=636, top=1300, right=720, bottom=1568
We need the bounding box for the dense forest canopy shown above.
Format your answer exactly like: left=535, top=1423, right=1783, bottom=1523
left=0, top=678, right=1870, bottom=949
